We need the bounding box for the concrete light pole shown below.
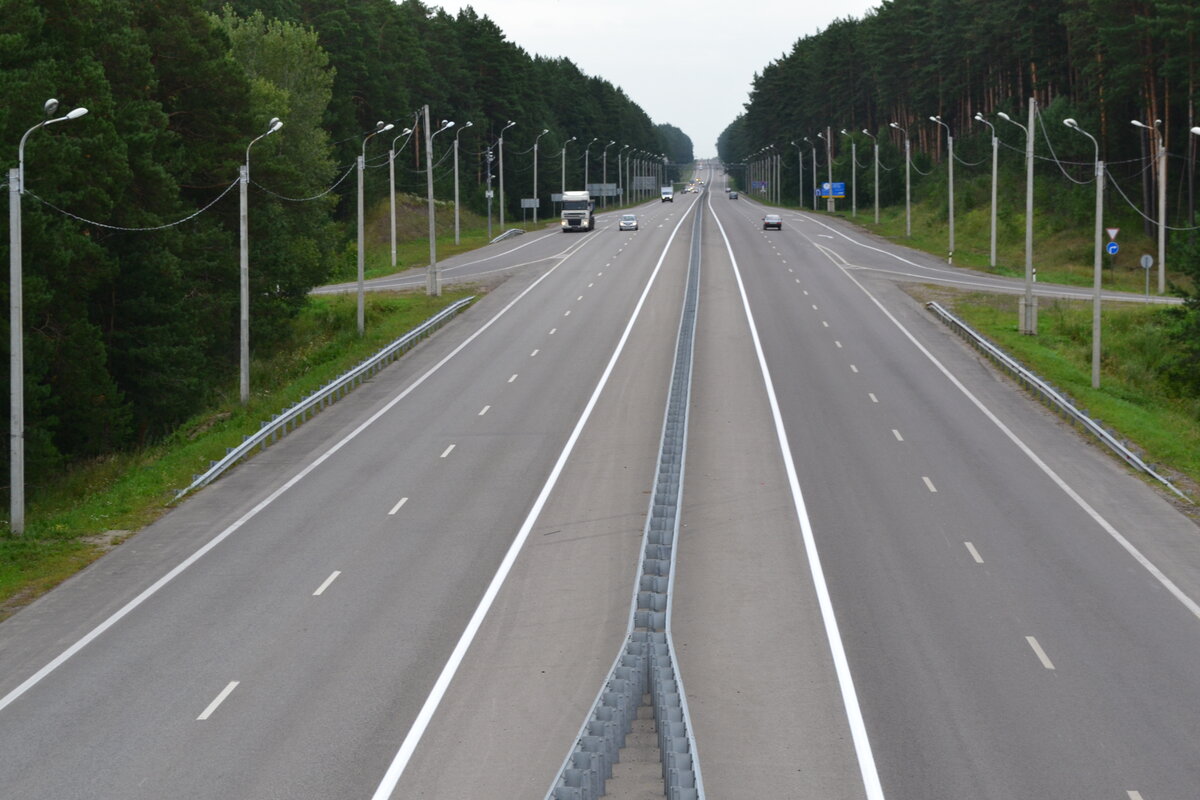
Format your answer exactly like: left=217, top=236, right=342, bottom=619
left=790, top=141, right=802, bottom=209
left=602, top=140, right=615, bottom=208
left=841, top=129, right=857, bottom=217
left=498, top=120, right=515, bottom=229
left=1132, top=118, right=1166, bottom=294
left=889, top=122, right=911, bottom=237
left=533, top=128, right=548, bottom=225
left=240, top=116, right=283, bottom=406
left=1000, top=101, right=1037, bottom=334
left=388, top=123, right=414, bottom=268
left=861, top=129, right=879, bottom=224
left=453, top=121, right=472, bottom=245
left=973, top=113, right=999, bottom=268
left=560, top=135, right=576, bottom=195
left=426, top=112, right=454, bottom=296
left=1065, top=118, right=1105, bottom=389
left=583, top=137, right=598, bottom=189
left=931, top=115, right=954, bottom=260
left=359, top=120, right=394, bottom=335
left=11, top=98, right=89, bottom=535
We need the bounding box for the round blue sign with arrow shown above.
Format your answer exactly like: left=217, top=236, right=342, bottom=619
left=1106, top=241, right=1119, bottom=255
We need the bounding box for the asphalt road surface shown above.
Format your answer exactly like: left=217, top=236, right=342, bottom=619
left=1, top=174, right=1198, bottom=799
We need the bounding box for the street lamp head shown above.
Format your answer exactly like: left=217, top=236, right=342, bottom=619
left=44, top=98, right=60, bottom=117
left=1063, top=118, right=1079, bottom=129
left=66, top=107, right=90, bottom=121
left=930, top=115, right=941, bottom=123
left=542, top=128, right=550, bottom=135
left=997, top=112, right=1011, bottom=122
left=464, top=121, right=473, bottom=130
left=840, top=129, right=848, bottom=135
left=1192, top=127, right=1200, bottom=136
left=889, top=122, right=901, bottom=130
left=373, top=121, right=387, bottom=132
left=973, top=113, right=984, bottom=122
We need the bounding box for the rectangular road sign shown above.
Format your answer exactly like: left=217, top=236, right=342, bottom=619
left=821, top=181, right=847, bottom=199
left=520, top=198, right=540, bottom=208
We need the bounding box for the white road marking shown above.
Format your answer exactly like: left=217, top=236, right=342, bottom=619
left=835, top=341, right=843, bottom=348
left=892, top=429, right=903, bottom=441
left=822, top=321, right=830, bottom=328
left=313, top=570, right=341, bottom=596
left=370, top=188, right=705, bottom=800
left=1128, top=792, right=1145, bottom=800
left=708, top=195, right=885, bottom=800
left=508, top=374, right=518, bottom=383
left=869, top=393, right=878, bottom=403
left=803, top=290, right=809, bottom=295
left=530, top=349, right=539, bottom=357
left=850, top=365, right=859, bottom=373
left=548, top=328, right=556, bottom=335
left=923, top=476, right=938, bottom=493
left=563, top=309, right=571, bottom=316
left=964, top=542, right=984, bottom=563
left=812, top=304, right=819, bottom=310
left=478, top=405, right=490, bottom=416
left=598, top=271, right=603, bottom=276
left=577, top=295, right=583, bottom=301
left=588, top=282, right=594, bottom=288
left=440, top=444, right=455, bottom=458
left=197, top=681, right=239, bottom=720
left=796, top=279, right=801, bottom=284
left=388, top=497, right=408, bottom=515
left=1026, top=636, right=1056, bottom=670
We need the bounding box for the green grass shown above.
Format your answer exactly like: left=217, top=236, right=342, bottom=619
left=923, top=289, right=1200, bottom=496
left=0, top=288, right=476, bottom=616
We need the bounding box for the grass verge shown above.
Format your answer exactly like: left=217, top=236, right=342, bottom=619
left=0, top=288, right=477, bottom=618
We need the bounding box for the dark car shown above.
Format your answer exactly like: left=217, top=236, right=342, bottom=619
left=763, top=214, right=782, bottom=230
left=729, top=191, right=739, bottom=199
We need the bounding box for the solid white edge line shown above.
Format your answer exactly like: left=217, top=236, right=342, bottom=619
left=369, top=193, right=702, bottom=800
left=1025, top=636, right=1056, bottom=670
left=388, top=497, right=408, bottom=515
left=707, top=193, right=886, bottom=799
left=809, top=238, right=1200, bottom=622
left=197, top=680, right=239, bottom=720
left=0, top=225, right=596, bottom=717
left=313, top=570, right=341, bottom=596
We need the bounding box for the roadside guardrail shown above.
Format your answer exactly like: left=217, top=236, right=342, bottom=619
left=175, top=296, right=475, bottom=501
left=926, top=301, right=1191, bottom=503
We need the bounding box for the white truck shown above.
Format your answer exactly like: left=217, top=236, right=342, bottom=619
left=561, top=190, right=595, bottom=231
left=661, top=185, right=674, bottom=202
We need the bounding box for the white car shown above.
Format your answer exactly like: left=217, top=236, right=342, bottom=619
left=618, top=214, right=638, bottom=231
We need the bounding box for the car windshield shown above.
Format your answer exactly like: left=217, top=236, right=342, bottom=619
left=622, top=215, right=636, bottom=221
left=766, top=215, right=781, bottom=221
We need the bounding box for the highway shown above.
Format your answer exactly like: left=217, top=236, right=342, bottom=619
left=1, top=173, right=1198, bottom=799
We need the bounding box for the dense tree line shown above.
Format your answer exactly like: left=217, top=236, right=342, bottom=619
left=1, top=0, right=691, bottom=493
left=718, top=0, right=1200, bottom=397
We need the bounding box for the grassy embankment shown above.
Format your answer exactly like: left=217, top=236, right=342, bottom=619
left=0, top=199, right=489, bottom=616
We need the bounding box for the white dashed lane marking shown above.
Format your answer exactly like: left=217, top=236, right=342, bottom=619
left=197, top=681, right=239, bottom=721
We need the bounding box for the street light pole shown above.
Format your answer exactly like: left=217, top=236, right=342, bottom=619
left=789, top=141, right=802, bottom=209
left=583, top=137, right=598, bottom=190
left=1000, top=102, right=1037, bottom=333
left=560, top=135, right=576, bottom=199
left=11, top=99, right=89, bottom=535
left=973, top=114, right=999, bottom=269
left=453, top=120, right=472, bottom=245
left=803, top=136, right=817, bottom=210
left=861, top=129, right=879, bottom=224
left=1132, top=118, right=1166, bottom=294
left=359, top=120, right=394, bottom=335
left=889, top=122, right=911, bottom=236
left=840, top=129, right=857, bottom=217
left=931, top=115, right=954, bottom=260
left=533, top=128, right=548, bottom=225
left=389, top=124, right=414, bottom=268
left=426, top=114, right=454, bottom=296
left=602, top=140, right=615, bottom=208
left=619, top=143, right=630, bottom=207
left=1065, top=118, right=1105, bottom=389
left=240, top=116, right=283, bottom=406
left=498, top=120, right=515, bottom=229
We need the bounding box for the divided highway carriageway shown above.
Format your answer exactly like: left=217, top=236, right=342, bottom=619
left=2, top=172, right=1200, bottom=799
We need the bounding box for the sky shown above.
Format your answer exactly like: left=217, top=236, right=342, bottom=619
left=431, top=0, right=882, bottom=158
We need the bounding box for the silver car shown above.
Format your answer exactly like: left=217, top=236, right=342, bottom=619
left=618, top=214, right=638, bottom=231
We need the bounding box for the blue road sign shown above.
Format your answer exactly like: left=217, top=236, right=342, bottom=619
left=1106, top=241, right=1119, bottom=255
left=820, top=182, right=847, bottom=199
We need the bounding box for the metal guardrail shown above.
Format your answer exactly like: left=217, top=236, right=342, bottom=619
left=547, top=197, right=706, bottom=800
left=926, top=301, right=1192, bottom=503
left=175, top=296, right=475, bottom=501
left=490, top=228, right=525, bottom=243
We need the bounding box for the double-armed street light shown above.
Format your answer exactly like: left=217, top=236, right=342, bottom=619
left=240, top=116, right=283, bottom=406
left=11, top=98, right=89, bottom=535
left=426, top=114, right=454, bottom=296
left=861, top=129, right=879, bottom=224
left=1064, top=117, right=1105, bottom=389
left=453, top=121, right=472, bottom=244
left=888, top=121, right=911, bottom=236
left=358, top=120, right=394, bottom=335
left=999, top=102, right=1037, bottom=334
left=1131, top=118, right=1165, bottom=294
left=930, top=115, right=954, bottom=260
left=388, top=123, right=415, bottom=269
left=973, top=113, right=999, bottom=269
left=532, top=128, right=549, bottom=224
left=498, top=120, right=515, bottom=229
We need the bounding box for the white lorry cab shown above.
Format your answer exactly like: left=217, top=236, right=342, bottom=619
left=660, top=186, right=674, bottom=202
left=561, top=191, right=595, bottom=231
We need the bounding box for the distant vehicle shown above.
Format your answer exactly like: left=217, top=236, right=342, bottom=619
left=661, top=186, right=674, bottom=202
left=763, top=214, right=782, bottom=230
left=561, top=190, right=595, bottom=231
left=728, top=191, right=738, bottom=199
left=619, top=213, right=638, bottom=231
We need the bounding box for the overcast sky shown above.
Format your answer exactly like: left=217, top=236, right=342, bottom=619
left=431, top=0, right=881, bottom=157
